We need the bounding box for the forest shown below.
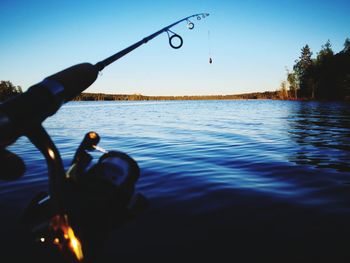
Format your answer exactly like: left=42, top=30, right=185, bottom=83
left=279, top=38, right=350, bottom=100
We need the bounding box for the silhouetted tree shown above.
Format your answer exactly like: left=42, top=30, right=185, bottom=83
left=294, top=45, right=313, bottom=76
left=289, top=38, right=350, bottom=100
left=0, top=81, right=22, bottom=101
left=287, top=70, right=298, bottom=99
left=293, top=45, right=314, bottom=98
left=342, top=38, right=350, bottom=54
left=312, top=40, right=335, bottom=99
left=316, top=40, right=334, bottom=62
left=334, top=38, right=350, bottom=98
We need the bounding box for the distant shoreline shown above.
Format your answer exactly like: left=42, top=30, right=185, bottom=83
left=73, top=91, right=282, bottom=101
left=72, top=92, right=350, bottom=102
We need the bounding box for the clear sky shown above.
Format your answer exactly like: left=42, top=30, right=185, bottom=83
left=1, top=0, right=349, bottom=96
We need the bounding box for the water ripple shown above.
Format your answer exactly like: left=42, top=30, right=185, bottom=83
left=2, top=100, right=350, bottom=262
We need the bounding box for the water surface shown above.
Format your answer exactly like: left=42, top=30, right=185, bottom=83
left=1, top=100, right=350, bottom=262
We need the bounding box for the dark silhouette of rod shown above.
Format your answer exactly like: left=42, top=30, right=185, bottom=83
left=95, top=13, right=209, bottom=71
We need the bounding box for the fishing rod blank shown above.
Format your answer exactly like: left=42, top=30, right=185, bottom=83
left=95, top=13, right=210, bottom=71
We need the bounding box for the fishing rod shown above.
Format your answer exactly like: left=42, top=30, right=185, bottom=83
left=0, top=13, right=210, bottom=262
left=0, top=13, right=210, bottom=151
left=96, top=13, right=209, bottom=71
left=0, top=13, right=210, bottom=195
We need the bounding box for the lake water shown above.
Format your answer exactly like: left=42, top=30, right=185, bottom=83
left=1, top=100, right=350, bottom=262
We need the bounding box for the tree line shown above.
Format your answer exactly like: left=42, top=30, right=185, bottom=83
left=279, top=38, right=350, bottom=100
left=72, top=91, right=281, bottom=101
left=0, top=81, right=280, bottom=102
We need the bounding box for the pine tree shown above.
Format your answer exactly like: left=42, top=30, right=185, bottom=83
left=293, top=45, right=314, bottom=98
left=293, top=45, right=313, bottom=77
left=317, top=40, right=334, bottom=62
left=342, top=38, right=350, bottom=53
left=0, top=81, right=22, bottom=101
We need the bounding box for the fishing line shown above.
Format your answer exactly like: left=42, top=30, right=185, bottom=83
left=208, top=30, right=212, bottom=64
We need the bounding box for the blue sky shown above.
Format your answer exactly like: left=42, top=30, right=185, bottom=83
left=1, top=0, right=349, bottom=95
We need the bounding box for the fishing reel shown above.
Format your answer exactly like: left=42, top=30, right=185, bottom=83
left=21, top=132, right=147, bottom=262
